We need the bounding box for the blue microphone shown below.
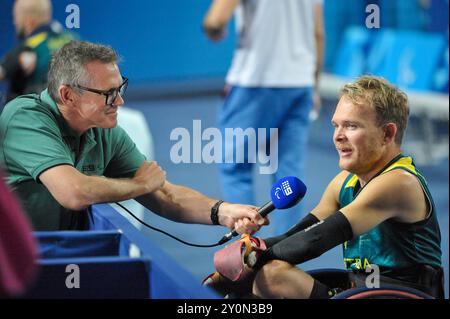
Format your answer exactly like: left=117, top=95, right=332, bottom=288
left=218, top=176, right=307, bottom=244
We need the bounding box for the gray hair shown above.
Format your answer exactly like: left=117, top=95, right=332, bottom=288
left=48, top=41, right=119, bottom=103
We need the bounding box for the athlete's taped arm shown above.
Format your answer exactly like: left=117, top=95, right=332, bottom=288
left=263, top=213, right=320, bottom=247
left=252, top=211, right=353, bottom=269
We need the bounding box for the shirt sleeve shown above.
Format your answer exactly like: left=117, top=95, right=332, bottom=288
left=2, top=107, right=74, bottom=182
left=103, top=125, right=146, bottom=178
left=0, top=45, right=31, bottom=80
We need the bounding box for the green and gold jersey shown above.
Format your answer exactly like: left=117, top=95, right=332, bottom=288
left=339, top=155, right=442, bottom=275
left=24, top=26, right=77, bottom=93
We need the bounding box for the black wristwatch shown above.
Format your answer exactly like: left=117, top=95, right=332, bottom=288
left=210, top=200, right=224, bottom=225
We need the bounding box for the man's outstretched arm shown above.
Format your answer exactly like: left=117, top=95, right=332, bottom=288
left=136, top=181, right=265, bottom=234
left=40, top=161, right=265, bottom=234
left=39, top=161, right=166, bottom=211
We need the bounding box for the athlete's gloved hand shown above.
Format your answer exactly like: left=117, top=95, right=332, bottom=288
left=214, top=234, right=267, bottom=281
left=202, top=235, right=266, bottom=296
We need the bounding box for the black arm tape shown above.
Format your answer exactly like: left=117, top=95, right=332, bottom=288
left=257, top=211, right=353, bottom=268
left=264, top=213, right=320, bottom=247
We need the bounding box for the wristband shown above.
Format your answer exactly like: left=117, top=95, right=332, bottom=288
left=210, top=200, right=224, bottom=225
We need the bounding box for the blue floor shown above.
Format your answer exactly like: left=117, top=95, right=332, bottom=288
left=119, top=94, right=449, bottom=298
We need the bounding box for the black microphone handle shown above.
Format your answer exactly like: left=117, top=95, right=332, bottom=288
left=258, top=201, right=276, bottom=218
left=218, top=200, right=275, bottom=245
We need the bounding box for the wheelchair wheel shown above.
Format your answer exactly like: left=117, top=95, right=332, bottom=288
left=332, top=285, right=435, bottom=299
left=306, top=268, right=435, bottom=299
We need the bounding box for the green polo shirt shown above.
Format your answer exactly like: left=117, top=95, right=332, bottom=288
left=0, top=89, right=146, bottom=230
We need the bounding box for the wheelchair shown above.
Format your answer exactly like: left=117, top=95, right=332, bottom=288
left=307, top=269, right=437, bottom=299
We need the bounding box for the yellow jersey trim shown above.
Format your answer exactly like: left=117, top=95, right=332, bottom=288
left=384, top=156, right=417, bottom=174
left=344, top=156, right=417, bottom=189
left=25, top=32, right=48, bottom=49
left=345, top=175, right=359, bottom=188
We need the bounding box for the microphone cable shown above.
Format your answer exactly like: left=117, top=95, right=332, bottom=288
left=115, top=202, right=223, bottom=248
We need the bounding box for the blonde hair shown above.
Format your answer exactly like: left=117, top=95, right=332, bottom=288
left=15, top=0, right=52, bottom=25
left=340, top=75, right=409, bottom=145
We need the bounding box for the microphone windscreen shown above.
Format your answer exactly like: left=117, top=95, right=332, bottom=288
left=270, top=176, right=307, bottom=209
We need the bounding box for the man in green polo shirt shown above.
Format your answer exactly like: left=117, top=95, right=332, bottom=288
left=0, top=40, right=265, bottom=233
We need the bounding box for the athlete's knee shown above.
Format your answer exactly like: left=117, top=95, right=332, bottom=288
left=253, top=260, right=311, bottom=298
left=252, top=260, right=290, bottom=297
left=254, top=260, right=293, bottom=284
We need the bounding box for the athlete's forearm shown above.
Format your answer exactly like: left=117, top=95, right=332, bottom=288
left=264, top=213, right=320, bottom=247
left=255, top=211, right=353, bottom=267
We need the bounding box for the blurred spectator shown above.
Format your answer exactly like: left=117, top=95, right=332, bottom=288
left=0, top=0, right=77, bottom=103
left=203, top=0, right=324, bottom=234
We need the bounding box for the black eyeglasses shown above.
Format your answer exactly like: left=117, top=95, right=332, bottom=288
left=73, top=76, right=128, bottom=105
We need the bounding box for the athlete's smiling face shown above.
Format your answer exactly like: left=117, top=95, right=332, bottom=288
left=332, top=96, right=386, bottom=177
